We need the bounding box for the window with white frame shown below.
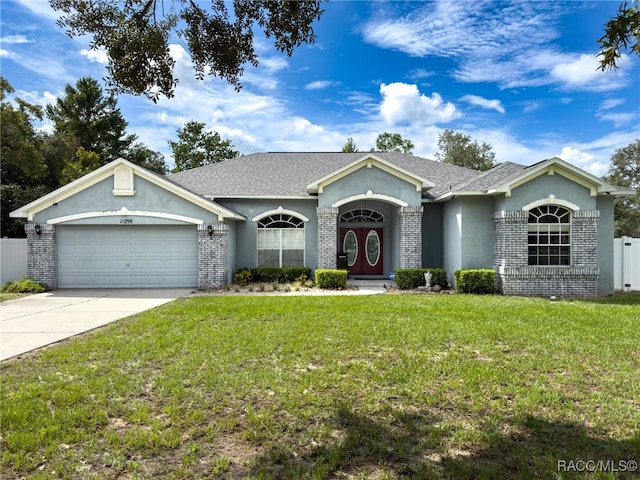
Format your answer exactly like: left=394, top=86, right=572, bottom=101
left=257, top=214, right=305, bottom=267
left=527, top=205, right=571, bottom=266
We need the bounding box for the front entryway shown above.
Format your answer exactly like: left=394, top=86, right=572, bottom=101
left=340, top=227, right=383, bottom=275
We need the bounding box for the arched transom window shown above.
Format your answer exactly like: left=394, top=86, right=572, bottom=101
left=527, top=205, right=571, bottom=266
left=257, top=214, right=304, bottom=267
left=340, top=208, right=384, bottom=223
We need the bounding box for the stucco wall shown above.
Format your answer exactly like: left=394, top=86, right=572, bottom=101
left=461, top=197, right=494, bottom=269
left=596, top=195, right=615, bottom=295
left=442, top=199, right=462, bottom=287
left=32, top=175, right=224, bottom=227
left=218, top=198, right=318, bottom=272
left=318, top=165, right=422, bottom=208
left=500, top=173, right=596, bottom=211
left=422, top=203, right=443, bottom=268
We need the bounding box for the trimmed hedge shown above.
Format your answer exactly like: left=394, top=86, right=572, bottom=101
left=394, top=268, right=448, bottom=290
left=315, top=269, right=347, bottom=289
left=234, top=267, right=312, bottom=284
left=454, top=269, right=497, bottom=294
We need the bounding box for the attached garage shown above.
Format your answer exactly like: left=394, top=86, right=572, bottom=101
left=58, top=225, right=198, bottom=288
left=11, top=159, right=244, bottom=289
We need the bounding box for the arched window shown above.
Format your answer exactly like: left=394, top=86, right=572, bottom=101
left=527, top=205, right=571, bottom=266
left=257, top=214, right=304, bottom=267
left=340, top=208, right=384, bottom=223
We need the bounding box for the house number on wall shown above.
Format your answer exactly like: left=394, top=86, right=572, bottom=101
left=120, top=218, right=133, bottom=224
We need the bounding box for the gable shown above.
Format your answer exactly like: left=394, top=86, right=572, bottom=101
left=306, top=154, right=435, bottom=195
left=488, top=157, right=631, bottom=198
left=11, top=158, right=244, bottom=222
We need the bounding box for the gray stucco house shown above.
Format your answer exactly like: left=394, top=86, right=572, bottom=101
left=11, top=152, right=634, bottom=296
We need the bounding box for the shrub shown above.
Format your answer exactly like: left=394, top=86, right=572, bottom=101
left=248, top=267, right=311, bottom=283
left=1, top=278, right=46, bottom=294
left=394, top=268, right=448, bottom=290
left=233, top=269, right=251, bottom=286
left=315, top=269, right=347, bottom=289
left=454, top=269, right=497, bottom=294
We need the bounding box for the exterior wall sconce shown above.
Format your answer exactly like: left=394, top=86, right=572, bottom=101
left=34, top=224, right=42, bottom=235
left=207, top=224, right=214, bottom=236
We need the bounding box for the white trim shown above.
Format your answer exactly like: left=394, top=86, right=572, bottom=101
left=491, top=157, right=632, bottom=198
left=47, top=207, right=204, bottom=225
left=10, top=158, right=245, bottom=221
left=522, top=195, right=580, bottom=212
left=306, top=154, right=434, bottom=194
left=332, top=191, right=408, bottom=208
left=251, top=206, right=310, bottom=223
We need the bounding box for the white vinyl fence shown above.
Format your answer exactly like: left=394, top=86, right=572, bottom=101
left=0, top=238, right=28, bottom=285
left=613, top=237, right=640, bottom=292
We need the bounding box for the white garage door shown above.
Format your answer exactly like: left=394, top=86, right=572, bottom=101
left=58, top=225, right=198, bottom=288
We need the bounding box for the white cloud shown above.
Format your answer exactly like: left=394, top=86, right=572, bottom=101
left=549, top=53, right=627, bottom=91
left=379, top=82, right=460, bottom=126
left=80, top=48, right=109, bottom=65
left=599, top=98, right=625, bottom=110
left=461, top=95, right=505, bottom=114
left=597, top=112, right=637, bottom=127
left=0, top=35, right=31, bottom=44
left=305, top=80, right=339, bottom=90
left=362, top=1, right=629, bottom=92
left=556, top=146, right=609, bottom=176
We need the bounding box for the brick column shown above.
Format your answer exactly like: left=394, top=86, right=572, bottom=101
left=26, top=223, right=57, bottom=289
left=317, top=207, right=339, bottom=269
left=398, top=206, right=423, bottom=269
left=572, top=210, right=599, bottom=268
left=198, top=224, right=228, bottom=289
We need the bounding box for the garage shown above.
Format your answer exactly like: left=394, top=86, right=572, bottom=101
left=58, top=225, right=198, bottom=288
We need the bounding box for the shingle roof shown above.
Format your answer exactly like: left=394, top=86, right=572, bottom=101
left=168, top=152, right=481, bottom=199
left=449, top=161, right=527, bottom=192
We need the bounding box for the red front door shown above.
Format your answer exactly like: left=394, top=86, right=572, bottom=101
left=340, top=227, right=383, bottom=275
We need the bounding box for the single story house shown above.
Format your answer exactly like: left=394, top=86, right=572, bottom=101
left=10, top=152, right=635, bottom=296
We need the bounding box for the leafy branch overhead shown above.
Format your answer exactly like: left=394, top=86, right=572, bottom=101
left=598, top=0, right=640, bottom=70
left=50, top=0, right=325, bottom=101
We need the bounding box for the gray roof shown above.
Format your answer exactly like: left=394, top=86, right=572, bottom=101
left=168, top=152, right=484, bottom=199
left=448, top=161, right=527, bottom=192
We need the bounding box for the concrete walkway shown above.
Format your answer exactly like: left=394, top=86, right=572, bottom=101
left=0, top=289, right=192, bottom=361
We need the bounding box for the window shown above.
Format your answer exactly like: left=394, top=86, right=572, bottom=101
left=257, top=214, right=304, bottom=267
left=340, top=208, right=384, bottom=223
left=527, top=205, right=571, bottom=266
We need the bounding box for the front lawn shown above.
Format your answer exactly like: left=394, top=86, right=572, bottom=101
left=1, top=294, right=639, bottom=479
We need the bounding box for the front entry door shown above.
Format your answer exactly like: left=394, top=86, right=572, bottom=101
left=340, top=228, right=383, bottom=275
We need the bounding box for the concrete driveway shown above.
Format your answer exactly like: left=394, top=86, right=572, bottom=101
left=0, top=288, right=192, bottom=361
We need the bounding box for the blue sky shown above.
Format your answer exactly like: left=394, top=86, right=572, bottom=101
left=1, top=0, right=638, bottom=176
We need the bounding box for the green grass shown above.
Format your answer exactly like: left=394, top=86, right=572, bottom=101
left=1, top=294, right=639, bottom=479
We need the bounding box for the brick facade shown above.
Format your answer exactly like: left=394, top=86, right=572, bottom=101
left=25, top=223, right=57, bottom=289
left=317, top=207, right=339, bottom=269
left=398, top=206, right=424, bottom=269
left=198, top=224, right=229, bottom=289
left=494, top=209, right=599, bottom=297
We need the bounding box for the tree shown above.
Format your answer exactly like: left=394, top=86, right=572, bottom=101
left=435, top=129, right=496, bottom=171
left=46, top=77, right=135, bottom=170
left=342, top=137, right=358, bottom=152
left=374, top=133, right=414, bottom=154
left=169, top=121, right=239, bottom=173
left=604, top=139, right=640, bottom=237
left=0, top=78, right=49, bottom=236
left=125, top=142, right=168, bottom=175
left=598, top=1, right=640, bottom=71
left=51, top=0, right=325, bottom=101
